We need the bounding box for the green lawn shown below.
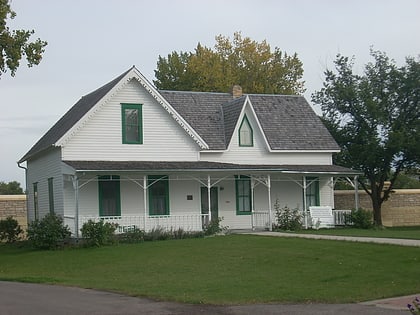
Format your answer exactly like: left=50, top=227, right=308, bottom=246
left=1, top=235, right=419, bottom=304
left=297, top=226, right=420, bottom=239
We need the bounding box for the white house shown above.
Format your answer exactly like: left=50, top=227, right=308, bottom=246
left=18, top=66, right=359, bottom=236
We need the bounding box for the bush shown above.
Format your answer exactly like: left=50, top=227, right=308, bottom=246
left=27, top=213, right=71, bottom=249
left=203, top=217, right=227, bottom=236
left=80, top=220, right=117, bottom=247
left=274, top=201, right=303, bottom=231
left=118, top=227, right=145, bottom=244
left=144, top=226, right=172, bottom=241
left=345, top=209, right=373, bottom=229
left=0, top=216, right=23, bottom=243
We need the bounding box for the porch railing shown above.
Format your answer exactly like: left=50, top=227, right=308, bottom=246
left=333, top=210, right=352, bottom=226
left=252, top=211, right=270, bottom=230
left=251, top=209, right=353, bottom=230
left=77, top=213, right=209, bottom=234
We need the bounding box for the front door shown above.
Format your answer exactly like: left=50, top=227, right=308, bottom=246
left=200, top=187, right=218, bottom=221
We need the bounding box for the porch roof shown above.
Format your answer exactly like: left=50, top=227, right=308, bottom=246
left=63, top=160, right=360, bottom=176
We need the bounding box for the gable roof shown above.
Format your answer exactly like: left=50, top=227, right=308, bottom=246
left=160, top=91, right=340, bottom=151
left=19, top=68, right=132, bottom=163
left=248, top=95, right=339, bottom=151
left=19, top=67, right=340, bottom=163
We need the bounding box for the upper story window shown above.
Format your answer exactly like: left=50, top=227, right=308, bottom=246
left=239, top=115, right=253, bottom=147
left=121, top=103, right=143, bottom=144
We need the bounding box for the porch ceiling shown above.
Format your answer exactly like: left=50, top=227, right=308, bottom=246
left=63, top=160, right=361, bottom=176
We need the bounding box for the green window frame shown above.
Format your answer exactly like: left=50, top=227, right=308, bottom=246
left=121, top=103, right=143, bottom=144
left=98, top=175, right=121, bottom=217
left=48, top=177, right=54, bottom=214
left=235, top=175, right=252, bottom=215
left=306, top=177, right=320, bottom=208
left=33, top=182, right=38, bottom=220
left=148, top=175, right=169, bottom=216
left=239, top=115, right=253, bottom=147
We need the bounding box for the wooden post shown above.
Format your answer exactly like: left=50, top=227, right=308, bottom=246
left=267, top=175, right=272, bottom=231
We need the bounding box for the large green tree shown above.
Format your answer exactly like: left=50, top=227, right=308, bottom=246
left=312, top=49, right=420, bottom=226
left=0, top=0, right=47, bottom=77
left=154, top=32, right=305, bottom=95
left=0, top=181, right=23, bottom=194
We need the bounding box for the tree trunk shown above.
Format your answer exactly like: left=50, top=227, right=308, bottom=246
left=370, top=184, right=383, bottom=226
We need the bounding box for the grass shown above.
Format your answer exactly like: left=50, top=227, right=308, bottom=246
left=0, top=234, right=419, bottom=304
left=296, top=226, right=420, bottom=239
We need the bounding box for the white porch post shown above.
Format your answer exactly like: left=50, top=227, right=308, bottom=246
left=354, top=175, right=359, bottom=211
left=267, top=174, right=272, bottom=231
left=143, top=175, right=147, bottom=231
left=303, top=176, right=308, bottom=229
left=251, top=177, right=255, bottom=230
left=207, top=175, right=212, bottom=222
left=72, top=176, right=79, bottom=239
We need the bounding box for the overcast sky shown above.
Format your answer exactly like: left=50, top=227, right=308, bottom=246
left=1, top=0, right=419, bottom=187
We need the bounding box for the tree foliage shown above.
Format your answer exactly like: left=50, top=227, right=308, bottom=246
left=154, top=32, right=305, bottom=95
left=312, top=49, right=420, bottom=226
left=0, top=0, right=47, bottom=77
left=0, top=181, right=23, bottom=194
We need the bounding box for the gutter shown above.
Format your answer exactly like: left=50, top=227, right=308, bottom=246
left=17, top=161, right=30, bottom=225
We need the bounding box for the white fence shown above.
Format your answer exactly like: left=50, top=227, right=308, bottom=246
left=333, top=210, right=352, bottom=226
left=70, top=213, right=209, bottom=235
left=251, top=209, right=352, bottom=230
left=252, top=211, right=270, bottom=230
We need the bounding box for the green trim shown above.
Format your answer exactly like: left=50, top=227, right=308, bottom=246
left=235, top=175, right=252, bottom=215
left=48, top=177, right=54, bottom=214
left=33, top=182, right=38, bottom=220
left=148, top=175, right=170, bottom=216
left=305, top=177, right=320, bottom=208
left=98, top=175, right=121, bottom=216
left=239, top=115, right=253, bottom=147
left=121, top=103, right=143, bottom=144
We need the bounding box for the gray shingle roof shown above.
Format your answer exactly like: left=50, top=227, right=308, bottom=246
left=63, top=160, right=360, bottom=175
left=249, top=95, right=340, bottom=150
left=19, top=67, right=340, bottom=163
left=160, top=91, right=340, bottom=151
left=19, top=67, right=132, bottom=163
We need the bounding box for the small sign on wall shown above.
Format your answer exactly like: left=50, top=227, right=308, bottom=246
left=187, top=195, right=193, bottom=200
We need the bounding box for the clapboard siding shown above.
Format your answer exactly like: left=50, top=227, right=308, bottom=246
left=27, top=148, right=64, bottom=220
left=62, top=79, right=199, bottom=161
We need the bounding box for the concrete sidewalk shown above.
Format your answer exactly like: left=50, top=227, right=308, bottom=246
left=245, top=231, right=420, bottom=247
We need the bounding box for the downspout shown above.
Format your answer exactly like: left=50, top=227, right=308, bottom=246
left=267, top=175, right=272, bottom=231
left=303, top=176, right=307, bottom=229
left=72, top=176, right=79, bottom=240
left=17, top=162, right=29, bottom=225
left=251, top=177, right=255, bottom=230
left=207, top=175, right=212, bottom=223
left=354, top=175, right=359, bottom=211
left=143, top=175, right=147, bottom=231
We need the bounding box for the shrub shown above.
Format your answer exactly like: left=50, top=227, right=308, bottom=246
left=203, top=217, right=227, bottom=236
left=274, top=201, right=303, bottom=231
left=27, top=213, right=71, bottom=249
left=144, top=226, right=172, bottom=241
left=118, top=227, right=145, bottom=244
left=345, top=209, right=373, bottom=229
left=80, top=220, right=117, bottom=247
left=0, top=216, right=23, bottom=243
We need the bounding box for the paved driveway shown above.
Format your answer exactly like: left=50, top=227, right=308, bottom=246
left=0, top=281, right=411, bottom=315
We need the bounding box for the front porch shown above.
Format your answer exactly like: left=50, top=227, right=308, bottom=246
left=62, top=161, right=360, bottom=237
left=64, top=209, right=353, bottom=236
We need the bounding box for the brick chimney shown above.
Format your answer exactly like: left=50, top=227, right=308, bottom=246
left=231, top=85, right=242, bottom=98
